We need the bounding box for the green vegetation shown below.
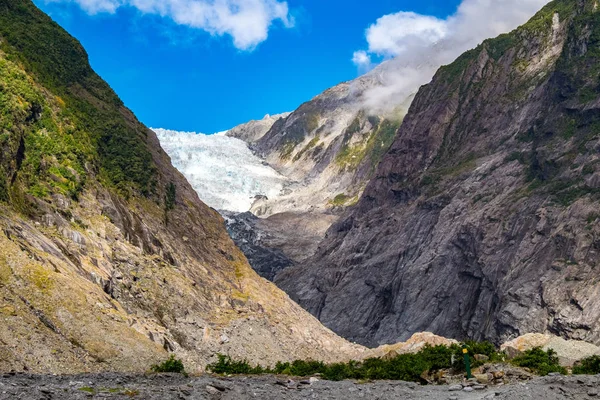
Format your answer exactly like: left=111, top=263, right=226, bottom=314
left=486, top=33, right=516, bottom=61
left=437, top=47, right=482, bottom=85
left=151, top=355, right=186, bottom=374
left=335, top=118, right=400, bottom=172
left=0, top=0, right=157, bottom=201
left=165, top=182, right=176, bottom=211
left=573, top=355, right=600, bottom=375
left=293, top=136, right=320, bottom=161
left=511, top=347, right=567, bottom=376
left=421, top=154, right=477, bottom=191
left=207, top=342, right=503, bottom=383
left=329, top=193, right=359, bottom=207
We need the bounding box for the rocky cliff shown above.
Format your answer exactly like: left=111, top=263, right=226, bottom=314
left=0, top=0, right=367, bottom=373
left=277, top=0, right=600, bottom=347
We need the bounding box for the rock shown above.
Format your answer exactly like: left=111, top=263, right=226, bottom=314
left=309, top=377, right=319, bottom=384
left=205, top=385, right=220, bottom=395
left=463, top=386, right=474, bottom=392
left=475, top=354, right=490, bottom=362
left=219, top=334, right=230, bottom=344
left=588, top=390, right=599, bottom=397
left=368, top=332, right=459, bottom=358
left=493, top=371, right=505, bottom=380
left=448, top=384, right=463, bottom=391
left=475, top=374, right=489, bottom=384
left=473, top=385, right=487, bottom=390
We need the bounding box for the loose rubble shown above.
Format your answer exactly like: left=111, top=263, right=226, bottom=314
left=1, top=372, right=599, bottom=400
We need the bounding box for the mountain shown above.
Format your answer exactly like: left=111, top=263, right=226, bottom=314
left=217, top=71, right=409, bottom=281
left=226, top=113, right=291, bottom=144
left=0, top=0, right=367, bottom=373
left=277, top=0, right=600, bottom=347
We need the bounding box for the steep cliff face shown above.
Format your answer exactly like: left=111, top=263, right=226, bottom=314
left=277, top=0, right=600, bottom=347
left=0, top=0, right=366, bottom=373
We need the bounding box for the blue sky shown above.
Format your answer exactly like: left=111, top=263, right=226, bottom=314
left=33, top=0, right=462, bottom=133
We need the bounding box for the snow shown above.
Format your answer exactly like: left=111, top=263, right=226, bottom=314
left=154, top=128, right=287, bottom=212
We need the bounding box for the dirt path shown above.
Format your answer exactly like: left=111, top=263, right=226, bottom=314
left=1, top=373, right=599, bottom=399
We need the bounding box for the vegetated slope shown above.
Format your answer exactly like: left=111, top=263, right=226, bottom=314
left=252, top=78, right=406, bottom=216
left=0, top=0, right=365, bottom=373
left=278, top=0, right=600, bottom=347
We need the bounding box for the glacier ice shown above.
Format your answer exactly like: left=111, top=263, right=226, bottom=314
left=154, top=128, right=287, bottom=212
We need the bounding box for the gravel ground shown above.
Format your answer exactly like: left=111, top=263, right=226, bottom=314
left=0, top=373, right=599, bottom=399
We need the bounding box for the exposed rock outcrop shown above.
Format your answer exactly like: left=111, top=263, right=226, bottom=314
left=226, top=113, right=290, bottom=144
left=277, top=0, right=600, bottom=347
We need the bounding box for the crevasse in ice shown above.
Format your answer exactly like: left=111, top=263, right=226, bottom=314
left=154, top=128, right=287, bottom=212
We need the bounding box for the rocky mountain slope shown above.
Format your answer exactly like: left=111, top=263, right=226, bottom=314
left=277, top=0, right=600, bottom=347
left=0, top=0, right=370, bottom=373
left=226, top=113, right=290, bottom=144
left=220, top=72, right=407, bottom=282
left=251, top=76, right=406, bottom=217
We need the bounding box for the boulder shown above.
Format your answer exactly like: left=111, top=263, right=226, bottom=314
left=501, top=334, right=600, bottom=366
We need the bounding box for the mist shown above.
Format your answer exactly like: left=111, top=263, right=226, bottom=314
left=356, top=0, right=551, bottom=114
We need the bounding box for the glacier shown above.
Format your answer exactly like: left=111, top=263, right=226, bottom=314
left=154, top=128, right=287, bottom=212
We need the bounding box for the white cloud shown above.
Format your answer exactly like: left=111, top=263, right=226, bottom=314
left=354, top=0, right=551, bottom=113
left=46, top=0, right=293, bottom=50
left=352, top=50, right=371, bottom=69
left=365, top=12, right=447, bottom=57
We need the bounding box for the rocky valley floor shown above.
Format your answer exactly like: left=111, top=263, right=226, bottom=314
left=1, top=373, right=600, bottom=399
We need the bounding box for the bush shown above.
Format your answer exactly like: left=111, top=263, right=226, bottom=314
left=206, top=354, right=265, bottom=375
left=151, top=355, right=186, bottom=374
left=573, top=355, right=600, bottom=375
left=511, top=347, right=567, bottom=376
left=207, top=344, right=485, bottom=383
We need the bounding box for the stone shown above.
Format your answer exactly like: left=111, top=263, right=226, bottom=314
left=588, top=391, right=599, bottom=397
left=463, top=387, right=474, bottom=392
left=473, top=385, right=487, bottom=390
left=309, top=377, right=319, bottom=384
left=475, top=374, right=489, bottom=384
left=448, top=385, right=463, bottom=391
left=205, top=385, right=220, bottom=395
left=474, top=354, right=490, bottom=362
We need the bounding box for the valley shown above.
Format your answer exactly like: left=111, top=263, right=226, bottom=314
left=2, top=0, right=600, bottom=396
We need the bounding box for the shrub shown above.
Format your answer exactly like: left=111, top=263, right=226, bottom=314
left=573, top=355, right=600, bottom=375
left=151, top=355, right=185, bottom=374
left=206, top=354, right=265, bottom=375
left=511, top=347, right=567, bottom=376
